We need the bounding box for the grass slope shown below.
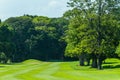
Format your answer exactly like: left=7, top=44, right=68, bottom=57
left=0, top=58, right=120, bottom=80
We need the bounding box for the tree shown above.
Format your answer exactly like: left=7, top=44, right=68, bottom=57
left=14, top=16, right=68, bottom=61
left=32, top=16, right=50, bottom=26
left=65, top=0, right=120, bottom=69
left=4, top=16, right=33, bottom=62
left=0, top=52, right=7, bottom=63
left=65, top=12, right=98, bottom=66
left=116, top=43, right=120, bottom=57
left=0, top=24, right=13, bottom=63
left=1, top=15, right=69, bottom=62
left=0, top=19, right=1, bottom=23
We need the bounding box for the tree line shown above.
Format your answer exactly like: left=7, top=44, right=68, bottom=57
left=0, top=15, right=69, bottom=63
left=0, top=0, right=120, bottom=70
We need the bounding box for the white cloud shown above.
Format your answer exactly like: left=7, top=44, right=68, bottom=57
left=49, top=0, right=58, bottom=7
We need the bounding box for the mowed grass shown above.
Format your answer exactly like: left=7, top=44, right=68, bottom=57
left=0, top=58, right=120, bottom=80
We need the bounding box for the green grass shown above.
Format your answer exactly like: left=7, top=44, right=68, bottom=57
left=0, top=58, right=120, bottom=80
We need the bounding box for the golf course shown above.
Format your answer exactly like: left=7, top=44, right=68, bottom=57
left=0, top=58, right=120, bottom=80
left=0, top=0, right=120, bottom=80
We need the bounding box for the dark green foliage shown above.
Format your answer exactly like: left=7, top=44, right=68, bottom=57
left=0, top=24, right=13, bottom=63
left=0, top=52, right=7, bottom=63
left=29, top=16, right=68, bottom=61
left=0, top=15, right=68, bottom=62
left=4, top=16, right=34, bottom=62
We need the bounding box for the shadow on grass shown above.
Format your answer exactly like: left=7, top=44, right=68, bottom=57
left=103, top=60, right=120, bottom=69
left=103, top=64, right=120, bottom=69
left=103, top=62, right=118, bottom=64
left=46, top=59, right=77, bottom=62
left=0, top=66, right=5, bottom=68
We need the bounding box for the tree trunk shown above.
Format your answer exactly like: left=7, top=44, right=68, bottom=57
left=91, top=57, right=97, bottom=68
left=97, top=58, right=102, bottom=69
left=91, top=54, right=97, bottom=68
left=79, top=54, right=85, bottom=66
left=97, top=55, right=103, bottom=70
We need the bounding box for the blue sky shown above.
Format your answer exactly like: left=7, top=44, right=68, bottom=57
left=0, top=0, right=70, bottom=21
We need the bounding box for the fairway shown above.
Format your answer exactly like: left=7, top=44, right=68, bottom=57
left=0, top=59, right=120, bottom=80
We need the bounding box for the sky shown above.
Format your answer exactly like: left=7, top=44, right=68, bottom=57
left=0, top=0, right=70, bottom=21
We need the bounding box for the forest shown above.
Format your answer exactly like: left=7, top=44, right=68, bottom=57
left=0, top=0, right=120, bottom=70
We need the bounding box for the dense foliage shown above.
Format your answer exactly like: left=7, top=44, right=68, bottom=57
left=0, top=15, right=69, bottom=62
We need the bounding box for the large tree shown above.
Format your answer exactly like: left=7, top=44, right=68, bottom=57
left=0, top=24, right=13, bottom=63
left=4, top=16, right=33, bottom=62
left=65, top=0, right=120, bottom=69
left=31, top=16, right=68, bottom=60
